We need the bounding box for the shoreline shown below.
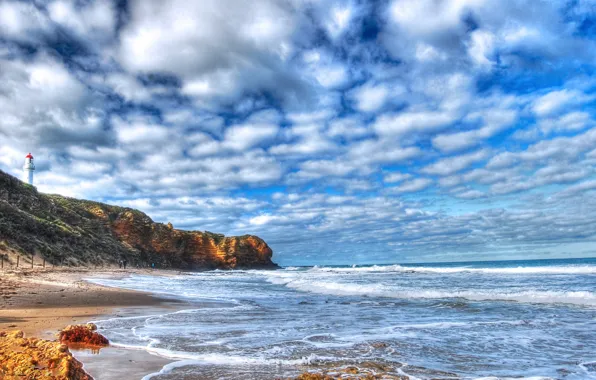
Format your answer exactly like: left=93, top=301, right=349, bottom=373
left=0, top=267, right=190, bottom=379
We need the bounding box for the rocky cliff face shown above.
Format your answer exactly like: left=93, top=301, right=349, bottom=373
left=0, top=170, right=277, bottom=269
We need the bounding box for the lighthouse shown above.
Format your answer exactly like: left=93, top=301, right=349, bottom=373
left=23, top=153, right=35, bottom=185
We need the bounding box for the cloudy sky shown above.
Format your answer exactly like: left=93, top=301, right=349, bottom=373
left=1, top=0, right=596, bottom=265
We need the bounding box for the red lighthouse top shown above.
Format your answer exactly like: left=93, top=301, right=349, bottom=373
left=25, top=153, right=33, bottom=159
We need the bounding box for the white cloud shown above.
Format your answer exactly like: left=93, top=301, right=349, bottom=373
left=48, top=0, right=116, bottom=40
left=223, top=123, right=279, bottom=151
left=269, top=137, right=337, bottom=156
left=291, top=159, right=360, bottom=181
left=304, top=50, right=351, bottom=89
left=467, top=30, right=495, bottom=68
left=270, top=122, right=338, bottom=156
left=116, top=123, right=170, bottom=146
left=384, top=172, right=411, bottom=183
left=327, top=117, right=369, bottom=140
left=433, top=109, right=517, bottom=152
left=422, top=149, right=489, bottom=176
left=0, top=1, right=51, bottom=41
left=539, top=112, right=592, bottom=134
left=393, top=177, right=433, bottom=193
left=350, top=82, right=393, bottom=112
left=374, top=110, right=456, bottom=136
left=486, top=151, right=517, bottom=169
left=118, top=0, right=305, bottom=106
left=385, top=0, right=473, bottom=48
left=348, top=139, right=421, bottom=164
left=532, top=89, right=592, bottom=117
left=105, top=73, right=152, bottom=102
left=324, top=5, right=353, bottom=40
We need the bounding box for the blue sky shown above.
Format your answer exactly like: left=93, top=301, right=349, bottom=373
left=1, top=0, right=596, bottom=266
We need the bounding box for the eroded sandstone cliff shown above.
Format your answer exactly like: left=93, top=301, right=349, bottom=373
left=0, top=170, right=277, bottom=269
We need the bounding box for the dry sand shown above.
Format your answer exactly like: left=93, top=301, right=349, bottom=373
left=0, top=267, right=188, bottom=379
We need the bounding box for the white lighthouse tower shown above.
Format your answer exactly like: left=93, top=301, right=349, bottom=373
left=23, top=153, right=35, bottom=185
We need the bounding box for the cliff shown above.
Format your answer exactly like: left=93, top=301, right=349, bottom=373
left=0, top=170, right=277, bottom=269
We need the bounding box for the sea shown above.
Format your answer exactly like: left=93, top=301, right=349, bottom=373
left=88, top=257, right=596, bottom=380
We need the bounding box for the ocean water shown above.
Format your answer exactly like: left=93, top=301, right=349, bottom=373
left=89, top=258, right=596, bottom=379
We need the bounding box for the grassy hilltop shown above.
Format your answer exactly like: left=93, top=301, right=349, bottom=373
left=0, top=170, right=276, bottom=270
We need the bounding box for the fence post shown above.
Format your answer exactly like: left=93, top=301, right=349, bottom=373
left=17, top=256, right=19, bottom=268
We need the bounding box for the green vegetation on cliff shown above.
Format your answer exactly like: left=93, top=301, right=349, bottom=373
left=0, top=170, right=277, bottom=269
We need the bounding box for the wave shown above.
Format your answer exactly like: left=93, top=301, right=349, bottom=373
left=140, top=352, right=333, bottom=380
left=277, top=279, right=596, bottom=306
left=308, top=264, right=596, bottom=275
left=473, top=377, right=555, bottom=380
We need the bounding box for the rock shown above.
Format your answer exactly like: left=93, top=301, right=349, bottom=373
left=0, top=169, right=278, bottom=270
left=59, top=324, right=109, bottom=347
left=295, top=373, right=337, bottom=380
left=0, top=330, right=93, bottom=380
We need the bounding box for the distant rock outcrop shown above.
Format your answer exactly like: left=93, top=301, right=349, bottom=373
left=0, top=170, right=277, bottom=269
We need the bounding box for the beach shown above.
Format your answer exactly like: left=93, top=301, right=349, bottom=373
left=0, top=268, right=184, bottom=379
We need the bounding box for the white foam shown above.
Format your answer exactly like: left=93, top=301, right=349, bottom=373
left=138, top=346, right=332, bottom=366
left=142, top=360, right=202, bottom=380
left=578, top=360, right=596, bottom=378
left=278, top=279, right=596, bottom=306
left=141, top=354, right=331, bottom=380
left=309, top=264, right=596, bottom=275
left=473, top=377, right=555, bottom=380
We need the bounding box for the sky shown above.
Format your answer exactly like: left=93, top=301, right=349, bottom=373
left=1, top=0, right=596, bottom=266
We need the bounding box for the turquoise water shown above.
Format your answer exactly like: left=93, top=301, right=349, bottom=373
left=90, top=258, right=596, bottom=379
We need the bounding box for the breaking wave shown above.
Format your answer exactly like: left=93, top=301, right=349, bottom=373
left=272, top=279, right=596, bottom=306
left=308, top=264, right=596, bottom=275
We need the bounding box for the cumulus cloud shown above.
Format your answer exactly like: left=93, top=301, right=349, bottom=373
left=350, top=82, right=395, bottom=113
left=48, top=0, right=117, bottom=41
left=432, top=109, right=517, bottom=152
left=0, top=1, right=52, bottom=42
left=384, top=172, right=411, bottom=183
left=0, top=0, right=595, bottom=264
left=393, top=178, right=433, bottom=193
left=374, top=110, right=456, bottom=136
left=422, top=149, right=490, bottom=176
left=532, top=90, right=593, bottom=117
left=223, top=123, right=279, bottom=151
left=119, top=0, right=310, bottom=107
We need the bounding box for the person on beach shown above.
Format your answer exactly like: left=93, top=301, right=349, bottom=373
left=123, top=259, right=127, bottom=269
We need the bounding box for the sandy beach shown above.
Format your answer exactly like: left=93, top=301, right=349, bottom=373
left=0, top=267, right=186, bottom=379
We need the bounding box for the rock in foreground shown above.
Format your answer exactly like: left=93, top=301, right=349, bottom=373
left=0, top=330, right=93, bottom=380
left=59, top=324, right=109, bottom=347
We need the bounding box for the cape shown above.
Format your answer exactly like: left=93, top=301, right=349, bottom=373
left=0, top=170, right=277, bottom=270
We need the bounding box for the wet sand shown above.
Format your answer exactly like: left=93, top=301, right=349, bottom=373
left=0, top=267, right=187, bottom=379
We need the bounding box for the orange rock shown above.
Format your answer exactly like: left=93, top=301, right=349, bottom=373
left=59, top=324, right=109, bottom=347
left=0, top=330, right=93, bottom=380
